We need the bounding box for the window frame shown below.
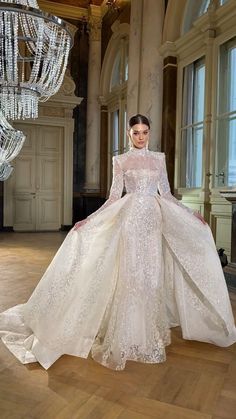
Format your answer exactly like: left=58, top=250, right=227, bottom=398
left=211, top=27, right=236, bottom=193
left=214, top=36, right=236, bottom=188
left=106, top=36, right=129, bottom=188
left=180, top=57, right=206, bottom=189
left=175, top=47, right=207, bottom=196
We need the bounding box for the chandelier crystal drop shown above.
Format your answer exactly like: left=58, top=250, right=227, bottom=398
left=0, top=112, right=26, bottom=164
left=0, top=0, right=73, bottom=120
left=0, top=161, right=13, bottom=181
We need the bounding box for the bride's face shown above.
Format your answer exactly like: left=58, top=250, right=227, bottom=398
left=128, top=123, right=150, bottom=149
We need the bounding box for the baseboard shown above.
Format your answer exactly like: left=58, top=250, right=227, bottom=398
left=0, top=226, right=14, bottom=232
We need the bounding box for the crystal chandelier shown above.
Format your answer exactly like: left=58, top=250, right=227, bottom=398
left=0, top=0, right=73, bottom=120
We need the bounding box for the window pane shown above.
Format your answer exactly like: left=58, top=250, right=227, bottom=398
left=193, top=62, right=205, bottom=122
left=110, top=50, right=121, bottom=90
left=229, top=117, right=236, bottom=185
left=123, top=107, right=127, bottom=151
left=124, top=42, right=129, bottom=82
left=217, top=117, right=236, bottom=186
left=230, top=47, right=236, bottom=111
left=219, top=39, right=236, bottom=114
left=182, top=63, right=194, bottom=127
left=111, top=110, right=119, bottom=155
left=181, top=126, right=203, bottom=188
left=182, top=58, right=205, bottom=126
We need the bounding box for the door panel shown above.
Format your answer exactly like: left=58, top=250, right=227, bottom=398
left=39, top=127, right=62, bottom=154
left=14, top=124, right=36, bottom=155
left=14, top=194, right=36, bottom=231
left=36, top=195, right=61, bottom=231
left=38, top=157, right=61, bottom=192
left=14, top=156, right=36, bottom=192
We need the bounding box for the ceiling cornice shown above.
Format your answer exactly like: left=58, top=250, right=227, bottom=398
left=38, top=0, right=129, bottom=22
left=38, top=0, right=88, bottom=20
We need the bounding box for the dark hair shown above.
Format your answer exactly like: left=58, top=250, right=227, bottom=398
left=128, top=114, right=150, bottom=129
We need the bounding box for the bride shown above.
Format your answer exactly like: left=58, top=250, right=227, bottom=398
left=0, top=113, right=236, bottom=371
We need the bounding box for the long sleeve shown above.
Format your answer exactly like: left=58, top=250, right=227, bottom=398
left=157, top=153, right=195, bottom=215
left=86, top=155, right=124, bottom=221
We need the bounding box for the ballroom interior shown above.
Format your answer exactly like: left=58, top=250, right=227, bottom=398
left=1, top=0, right=236, bottom=418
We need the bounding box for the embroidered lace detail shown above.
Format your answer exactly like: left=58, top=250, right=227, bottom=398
left=86, top=155, right=124, bottom=220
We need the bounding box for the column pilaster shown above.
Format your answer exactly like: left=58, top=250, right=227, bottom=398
left=84, top=5, right=102, bottom=191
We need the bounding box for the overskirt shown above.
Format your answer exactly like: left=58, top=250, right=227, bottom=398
left=0, top=193, right=236, bottom=370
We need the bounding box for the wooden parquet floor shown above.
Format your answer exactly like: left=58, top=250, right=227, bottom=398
left=0, top=232, right=236, bottom=419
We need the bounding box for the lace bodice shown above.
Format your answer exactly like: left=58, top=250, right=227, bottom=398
left=87, top=147, right=194, bottom=220
left=122, top=149, right=165, bottom=196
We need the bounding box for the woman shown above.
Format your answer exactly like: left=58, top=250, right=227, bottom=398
left=0, top=114, right=236, bottom=371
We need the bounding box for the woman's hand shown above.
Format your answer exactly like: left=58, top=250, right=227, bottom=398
left=73, top=219, right=88, bottom=231
left=193, top=211, right=207, bottom=224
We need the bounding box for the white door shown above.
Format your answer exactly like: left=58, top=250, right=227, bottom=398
left=13, top=124, right=63, bottom=231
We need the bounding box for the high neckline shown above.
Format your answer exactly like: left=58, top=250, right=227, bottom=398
left=129, top=147, right=149, bottom=155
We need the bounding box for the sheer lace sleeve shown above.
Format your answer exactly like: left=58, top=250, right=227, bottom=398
left=86, top=155, right=124, bottom=221
left=157, top=153, right=195, bottom=215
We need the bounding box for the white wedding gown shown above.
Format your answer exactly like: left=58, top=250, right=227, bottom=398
left=1, top=147, right=236, bottom=370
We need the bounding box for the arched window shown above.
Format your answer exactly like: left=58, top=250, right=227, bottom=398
left=182, top=0, right=228, bottom=35
left=110, top=39, right=128, bottom=91
left=100, top=22, right=129, bottom=190
left=109, top=36, right=129, bottom=157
